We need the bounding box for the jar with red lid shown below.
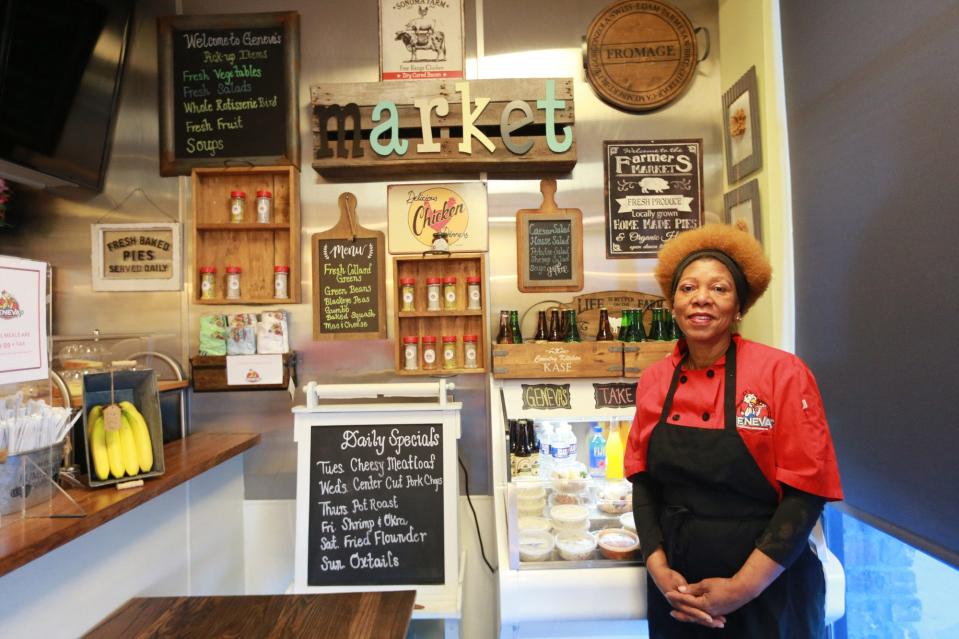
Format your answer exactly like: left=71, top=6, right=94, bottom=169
left=402, top=336, right=419, bottom=370
left=426, top=277, right=442, bottom=311
left=229, top=191, right=246, bottom=223
left=422, top=335, right=438, bottom=370
left=256, top=189, right=273, bottom=223
left=225, top=265, right=242, bottom=299
left=463, top=334, right=478, bottom=368
left=399, top=277, right=416, bottom=312
left=466, top=276, right=481, bottom=310
left=442, top=276, right=457, bottom=310
left=199, top=266, right=216, bottom=300
left=274, top=265, right=290, bottom=299
left=442, top=335, right=458, bottom=370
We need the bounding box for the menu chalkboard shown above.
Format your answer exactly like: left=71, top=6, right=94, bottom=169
left=307, top=423, right=445, bottom=587
left=315, top=238, right=380, bottom=334
left=604, top=139, right=704, bottom=258
left=516, top=180, right=584, bottom=293
left=157, top=12, right=300, bottom=176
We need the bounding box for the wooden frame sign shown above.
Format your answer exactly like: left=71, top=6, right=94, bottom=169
left=379, top=0, right=464, bottom=80
left=604, top=139, right=704, bottom=258
left=91, top=223, right=183, bottom=291
left=724, top=179, right=763, bottom=244
left=311, top=194, right=387, bottom=340
left=722, top=66, right=762, bottom=183
left=516, top=179, right=584, bottom=292
left=157, top=12, right=300, bottom=176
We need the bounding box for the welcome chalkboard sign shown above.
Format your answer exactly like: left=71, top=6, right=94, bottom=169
left=157, top=12, right=300, bottom=176
left=312, top=193, right=387, bottom=340
left=307, top=423, right=445, bottom=587
left=516, top=179, right=584, bottom=292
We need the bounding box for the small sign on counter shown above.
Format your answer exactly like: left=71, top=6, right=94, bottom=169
left=226, top=354, right=284, bottom=386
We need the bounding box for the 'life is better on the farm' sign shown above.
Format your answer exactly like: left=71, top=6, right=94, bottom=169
left=310, top=78, right=576, bottom=177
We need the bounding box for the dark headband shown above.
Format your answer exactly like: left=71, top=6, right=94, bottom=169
left=670, top=250, right=749, bottom=308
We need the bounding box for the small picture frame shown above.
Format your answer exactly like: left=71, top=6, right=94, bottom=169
left=722, top=66, right=762, bottom=183
left=723, top=179, right=762, bottom=244
left=379, top=0, right=464, bottom=81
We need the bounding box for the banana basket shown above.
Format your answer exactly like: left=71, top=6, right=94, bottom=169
left=78, top=370, right=166, bottom=487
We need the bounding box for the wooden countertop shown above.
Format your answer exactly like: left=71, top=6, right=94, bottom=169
left=0, top=431, right=259, bottom=578
left=83, top=591, right=416, bottom=639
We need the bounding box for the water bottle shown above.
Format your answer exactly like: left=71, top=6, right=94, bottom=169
left=588, top=423, right=607, bottom=479
left=535, top=421, right=553, bottom=478
left=549, top=422, right=577, bottom=470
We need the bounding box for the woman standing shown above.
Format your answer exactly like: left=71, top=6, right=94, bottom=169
left=624, top=223, right=843, bottom=637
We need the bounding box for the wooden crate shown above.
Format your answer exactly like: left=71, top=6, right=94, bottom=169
left=190, top=352, right=296, bottom=392
left=192, top=166, right=301, bottom=304
left=491, top=341, right=624, bottom=379
left=623, top=341, right=676, bottom=377
left=393, top=254, right=488, bottom=375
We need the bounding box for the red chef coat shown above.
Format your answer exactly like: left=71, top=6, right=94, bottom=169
left=624, top=334, right=843, bottom=501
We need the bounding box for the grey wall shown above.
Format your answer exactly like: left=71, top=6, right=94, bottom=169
left=0, top=0, right=722, bottom=499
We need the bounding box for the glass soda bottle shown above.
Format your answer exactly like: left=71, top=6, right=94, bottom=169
left=509, top=310, right=523, bottom=344
left=547, top=309, right=562, bottom=341
left=562, top=309, right=582, bottom=342
left=534, top=310, right=548, bottom=341
left=649, top=307, right=666, bottom=341
left=596, top=307, right=614, bottom=341
left=632, top=308, right=647, bottom=342
left=497, top=310, right=513, bottom=344
left=618, top=308, right=632, bottom=342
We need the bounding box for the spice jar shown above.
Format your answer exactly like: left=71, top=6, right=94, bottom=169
left=256, top=190, right=273, bottom=223
left=229, top=191, right=246, bottom=223
left=399, top=277, right=416, bottom=312
left=402, top=336, right=419, bottom=371
left=426, top=277, right=442, bottom=311
left=466, top=276, right=481, bottom=310
left=225, top=265, right=242, bottom=299
left=422, top=335, right=437, bottom=370
left=443, top=276, right=457, bottom=310
left=199, top=266, right=216, bottom=300
left=463, top=334, right=478, bottom=368
left=442, top=335, right=457, bottom=370
left=274, top=265, right=289, bottom=299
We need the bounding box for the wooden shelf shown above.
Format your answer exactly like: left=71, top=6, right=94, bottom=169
left=393, top=254, right=489, bottom=375
left=192, top=166, right=301, bottom=305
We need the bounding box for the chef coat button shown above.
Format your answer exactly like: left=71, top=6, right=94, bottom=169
left=672, top=414, right=680, bottom=421
left=702, top=412, right=710, bottom=421
left=680, top=375, right=687, bottom=383
left=706, top=369, right=715, bottom=378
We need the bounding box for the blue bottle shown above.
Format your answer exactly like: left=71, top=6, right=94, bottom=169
left=588, top=423, right=607, bottom=479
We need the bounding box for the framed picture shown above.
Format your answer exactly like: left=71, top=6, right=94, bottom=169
left=91, top=223, right=183, bottom=291
left=722, top=66, right=762, bottom=183
left=379, top=0, right=464, bottom=80
left=723, top=179, right=762, bottom=244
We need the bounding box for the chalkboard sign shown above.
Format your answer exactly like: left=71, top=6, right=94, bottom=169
left=604, top=139, right=704, bottom=258
left=521, top=383, right=572, bottom=411
left=312, top=193, right=387, bottom=340
left=157, top=12, right=300, bottom=176
left=307, top=423, right=445, bottom=587
left=516, top=179, right=584, bottom=292
left=593, top=382, right=637, bottom=409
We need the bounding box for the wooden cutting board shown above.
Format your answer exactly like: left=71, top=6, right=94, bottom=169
left=515, top=179, right=584, bottom=293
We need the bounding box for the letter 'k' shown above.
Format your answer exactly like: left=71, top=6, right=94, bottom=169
left=456, top=82, right=495, bottom=154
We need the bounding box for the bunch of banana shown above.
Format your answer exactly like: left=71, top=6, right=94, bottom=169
left=87, top=402, right=153, bottom=481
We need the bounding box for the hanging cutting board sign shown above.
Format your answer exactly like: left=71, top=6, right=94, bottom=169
left=311, top=193, right=387, bottom=340
left=515, top=179, right=584, bottom=293
left=584, top=0, right=700, bottom=112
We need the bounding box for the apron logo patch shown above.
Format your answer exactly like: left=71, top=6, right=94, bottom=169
left=737, top=391, right=774, bottom=430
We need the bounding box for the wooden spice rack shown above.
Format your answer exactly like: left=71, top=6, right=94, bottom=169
left=192, top=166, right=301, bottom=304
left=393, top=253, right=488, bottom=375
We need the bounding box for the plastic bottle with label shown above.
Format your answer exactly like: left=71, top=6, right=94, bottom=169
left=535, top=421, right=553, bottom=478
left=588, top=423, right=607, bottom=479
left=605, top=421, right=625, bottom=480
left=549, top=422, right=577, bottom=470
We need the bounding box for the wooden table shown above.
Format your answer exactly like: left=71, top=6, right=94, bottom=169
left=83, top=591, right=416, bottom=639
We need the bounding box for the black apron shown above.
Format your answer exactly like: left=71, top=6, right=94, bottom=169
left=645, top=340, right=826, bottom=638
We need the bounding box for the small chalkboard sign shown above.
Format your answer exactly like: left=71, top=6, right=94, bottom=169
left=521, top=383, right=572, bottom=411
left=307, top=423, right=445, bottom=587
left=516, top=179, right=584, bottom=292
left=157, top=12, right=300, bottom=176
left=593, top=382, right=637, bottom=409
left=312, top=193, right=387, bottom=340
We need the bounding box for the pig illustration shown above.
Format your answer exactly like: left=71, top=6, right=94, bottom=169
left=639, top=177, right=670, bottom=193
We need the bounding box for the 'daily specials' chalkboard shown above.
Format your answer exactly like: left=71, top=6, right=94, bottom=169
left=157, top=12, right=300, bottom=176
left=307, top=423, right=444, bottom=587
left=604, top=140, right=704, bottom=258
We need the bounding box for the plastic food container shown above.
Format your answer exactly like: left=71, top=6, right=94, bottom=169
left=513, top=479, right=546, bottom=501
left=619, top=512, right=636, bottom=532
left=518, top=530, right=555, bottom=562
left=550, top=461, right=589, bottom=493
left=550, top=503, right=589, bottom=531
left=597, top=481, right=632, bottom=514
left=517, top=516, right=552, bottom=534
left=555, top=530, right=597, bottom=561
left=596, top=528, right=640, bottom=560
left=518, top=496, right=546, bottom=517
left=549, top=491, right=587, bottom=507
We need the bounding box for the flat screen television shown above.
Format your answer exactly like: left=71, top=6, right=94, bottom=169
left=0, top=0, right=134, bottom=191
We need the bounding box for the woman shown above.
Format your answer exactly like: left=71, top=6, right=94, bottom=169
left=624, top=223, right=843, bottom=637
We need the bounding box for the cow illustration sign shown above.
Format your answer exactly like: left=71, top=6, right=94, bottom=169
left=603, top=140, right=704, bottom=258
left=379, top=0, right=464, bottom=81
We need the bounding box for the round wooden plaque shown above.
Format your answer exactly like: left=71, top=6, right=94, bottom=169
left=585, top=0, right=698, bottom=112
